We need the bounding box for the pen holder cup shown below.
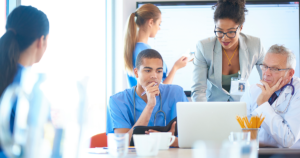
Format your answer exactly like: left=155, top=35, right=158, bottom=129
left=242, top=128, right=259, bottom=149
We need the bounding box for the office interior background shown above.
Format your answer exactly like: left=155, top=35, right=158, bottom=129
left=1, top=0, right=299, bottom=137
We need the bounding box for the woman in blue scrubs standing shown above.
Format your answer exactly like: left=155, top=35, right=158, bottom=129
left=0, top=6, right=49, bottom=158
left=124, top=4, right=189, bottom=87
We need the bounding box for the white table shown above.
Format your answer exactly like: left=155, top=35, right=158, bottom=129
left=87, top=148, right=300, bottom=158
left=259, top=148, right=300, bottom=155
left=87, top=148, right=192, bottom=158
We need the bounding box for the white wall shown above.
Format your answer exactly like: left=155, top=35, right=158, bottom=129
left=21, top=0, right=107, bottom=135
left=122, top=0, right=210, bottom=27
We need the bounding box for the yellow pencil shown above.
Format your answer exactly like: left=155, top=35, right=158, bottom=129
left=236, top=115, right=265, bottom=129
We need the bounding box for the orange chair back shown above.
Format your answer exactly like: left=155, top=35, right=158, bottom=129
left=90, top=132, right=107, bottom=148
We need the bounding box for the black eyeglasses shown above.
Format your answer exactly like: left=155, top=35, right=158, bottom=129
left=259, top=64, right=291, bottom=73
left=214, top=25, right=240, bottom=38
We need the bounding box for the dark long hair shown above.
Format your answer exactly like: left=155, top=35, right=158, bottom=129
left=0, top=6, right=49, bottom=96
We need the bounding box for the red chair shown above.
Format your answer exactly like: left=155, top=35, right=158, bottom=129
left=90, top=132, right=107, bottom=148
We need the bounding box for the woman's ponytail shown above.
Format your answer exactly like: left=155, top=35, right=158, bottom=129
left=124, top=13, right=137, bottom=73
left=0, top=30, right=20, bottom=96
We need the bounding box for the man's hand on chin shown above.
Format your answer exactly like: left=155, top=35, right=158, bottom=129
left=256, top=77, right=285, bottom=106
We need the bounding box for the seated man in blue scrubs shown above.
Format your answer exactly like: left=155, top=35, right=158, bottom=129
left=106, top=49, right=188, bottom=147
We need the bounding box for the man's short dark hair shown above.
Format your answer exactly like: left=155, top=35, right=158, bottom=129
left=135, top=49, right=163, bottom=69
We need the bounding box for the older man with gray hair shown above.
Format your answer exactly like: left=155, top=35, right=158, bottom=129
left=241, top=44, right=300, bottom=148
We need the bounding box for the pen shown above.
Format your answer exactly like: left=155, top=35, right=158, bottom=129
left=141, top=83, right=157, bottom=96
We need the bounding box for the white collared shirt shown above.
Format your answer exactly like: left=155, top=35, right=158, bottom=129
left=241, top=77, right=300, bottom=148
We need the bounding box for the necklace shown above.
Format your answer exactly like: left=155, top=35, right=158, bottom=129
left=223, top=46, right=238, bottom=66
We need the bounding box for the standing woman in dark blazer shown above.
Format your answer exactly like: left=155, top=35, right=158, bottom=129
left=192, top=0, right=265, bottom=102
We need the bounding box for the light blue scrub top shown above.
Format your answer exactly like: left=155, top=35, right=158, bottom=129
left=0, top=64, right=24, bottom=158
left=106, top=84, right=188, bottom=133
left=127, top=43, right=168, bottom=87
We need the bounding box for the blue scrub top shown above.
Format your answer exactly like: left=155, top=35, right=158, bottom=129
left=106, top=84, right=188, bottom=133
left=0, top=64, right=24, bottom=158
left=127, top=43, right=168, bottom=87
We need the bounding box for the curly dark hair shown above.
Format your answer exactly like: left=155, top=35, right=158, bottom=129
left=213, top=0, right=248, bottom=25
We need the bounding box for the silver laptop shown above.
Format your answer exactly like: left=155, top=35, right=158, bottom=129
left=177, top=102, right=246, bottom=148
